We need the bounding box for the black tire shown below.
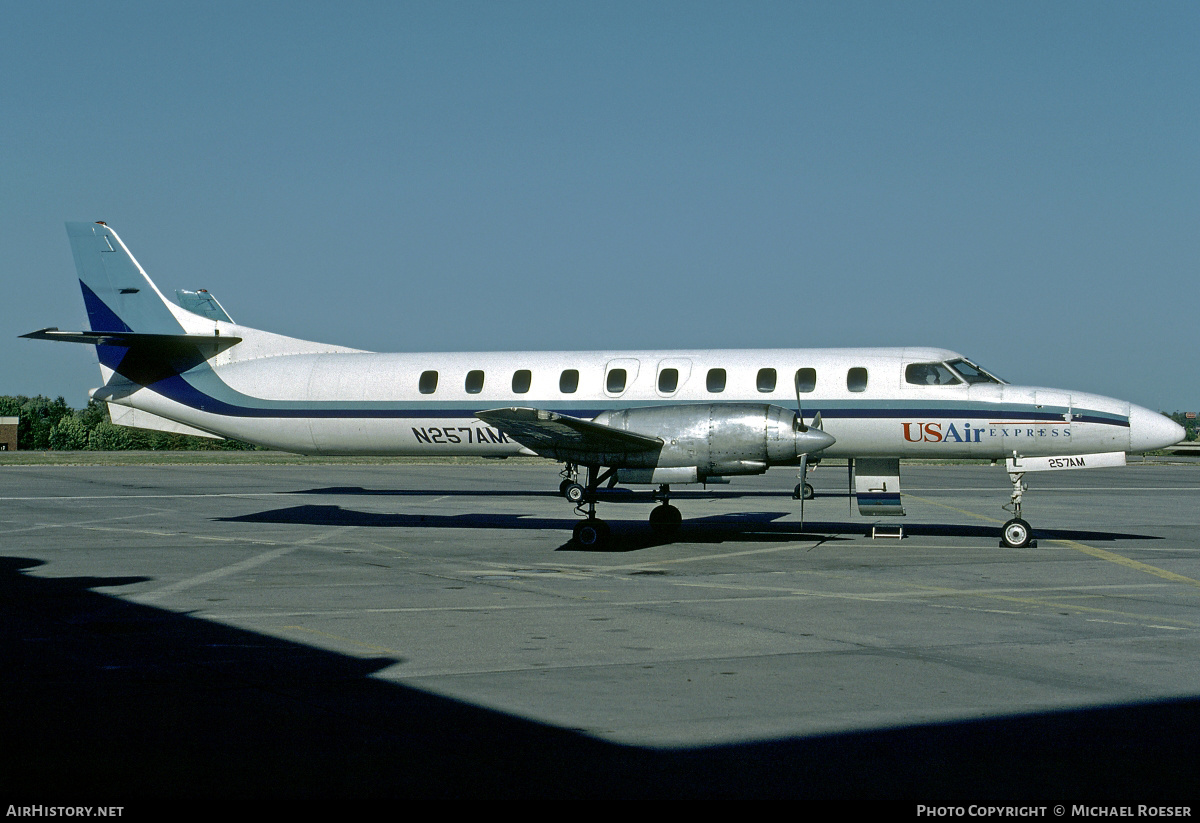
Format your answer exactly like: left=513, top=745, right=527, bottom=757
left=573, top=518, right=610, bottom=549
left=1001, top=518, right=1032, bottom=548
left=649, top=504, right=682, bottom=532
left=793, top=482, right=814, bottom=500
left=564, top=483, right=586, bottom=504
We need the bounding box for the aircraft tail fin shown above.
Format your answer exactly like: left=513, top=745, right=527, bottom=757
left=27, top=223, right=359, bottom=396
left=21, top=223, right=247, bottom=391
left=66, top=222, right=187, bottom=335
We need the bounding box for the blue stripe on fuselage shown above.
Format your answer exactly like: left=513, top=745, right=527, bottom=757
left=136, top=365, right=1131, bottom=427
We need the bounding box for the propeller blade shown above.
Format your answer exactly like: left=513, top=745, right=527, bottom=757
left=794, top=372, right=808, bottom=432
left=798, top=453, right=807, bottom=528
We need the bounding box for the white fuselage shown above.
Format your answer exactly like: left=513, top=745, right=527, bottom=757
left=101, top=327, right=1173, bottom=461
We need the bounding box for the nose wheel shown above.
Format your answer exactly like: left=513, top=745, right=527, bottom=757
left=1001, top=517, right=1032, bottom=548
left=1000, top=469, right=1037, bottom=548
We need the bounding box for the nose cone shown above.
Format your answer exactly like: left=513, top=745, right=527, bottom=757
left=1128, top=405, right=1185, bottom=452
left=797, top=428, right=836, bottom=455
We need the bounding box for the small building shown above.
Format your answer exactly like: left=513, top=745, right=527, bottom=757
left=0, top=416, right=17, bottom=451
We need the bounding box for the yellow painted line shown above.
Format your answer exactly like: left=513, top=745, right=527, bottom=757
left=1049, top=538, right=1200, bottom=589
left=901, top=492, right=1008, bottom=526
left=904, top=492, right=1200, bottom=591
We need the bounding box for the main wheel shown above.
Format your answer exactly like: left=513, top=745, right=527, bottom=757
left=1001, top=518, right=1032, bottom=548
left=573, top=518, right=610, bottom=549
left=564, top=482, right=586, bottom=504
left=648, top=503, right=682, bottom=532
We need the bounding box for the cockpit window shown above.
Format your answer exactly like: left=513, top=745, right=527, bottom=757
left=905, top=362, right=962, bottom=386
left=945, top=358, right=1005, bottom=385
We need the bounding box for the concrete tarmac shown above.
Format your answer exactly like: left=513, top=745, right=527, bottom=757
left=2, top=460, right=1198, bottom=803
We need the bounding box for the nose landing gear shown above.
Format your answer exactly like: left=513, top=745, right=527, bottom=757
left=1001, top=469, right=1036, bottom=548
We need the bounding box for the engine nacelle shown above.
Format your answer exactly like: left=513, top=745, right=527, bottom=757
left=594, top=403, right=834, bottom=481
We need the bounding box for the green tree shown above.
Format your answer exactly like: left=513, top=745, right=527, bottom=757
left=15, top=395, right=72, bottom=449
left=48, top=416, right=89, bottom=450
left=79, top=399, right=110, bottom=430
left=88, top=421, right=134, bottom=451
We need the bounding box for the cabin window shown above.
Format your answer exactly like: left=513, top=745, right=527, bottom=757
left=905, top=362, right=960, bottom=386
left=847, top=367, right=868, bottom=392
left=658, top=367, right=679, bottom=394
left=512, top=369, right=532, bottom=394
left=560, top=369, right=579, bottom=394
left=607, top=368, right=627, bottom=394
left=706, top=368, right=726, bottom=393
left=465, top=370, right=485, bottom=394
left=419, top=370, right=438, bottom=394
left=795, top=368, right=816, bottom=393
left=756, top=368, right=777, bottom=393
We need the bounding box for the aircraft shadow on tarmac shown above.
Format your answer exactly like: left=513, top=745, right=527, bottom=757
left=219, top=501, right=1161, bottom=553
left=297, top=484, right=932, bottom=503
left=1, top=555, right=1195, bottom=804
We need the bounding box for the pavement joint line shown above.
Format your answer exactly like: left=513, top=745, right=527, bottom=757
left=130, top=526, right=352, bottom=602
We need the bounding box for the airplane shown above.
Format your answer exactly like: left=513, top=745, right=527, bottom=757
left=23, top=222, right=1185, bottom=549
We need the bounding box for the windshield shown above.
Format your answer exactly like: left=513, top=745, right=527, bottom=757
left=945, top=358, right=1005, bottom=385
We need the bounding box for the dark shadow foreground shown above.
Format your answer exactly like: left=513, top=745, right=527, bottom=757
left=2, top=556, right=1195, bottom=808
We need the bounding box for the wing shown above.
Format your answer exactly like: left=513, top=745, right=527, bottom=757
left=475, top=407, right=662, bottom=465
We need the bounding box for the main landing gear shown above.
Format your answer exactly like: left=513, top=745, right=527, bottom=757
left=1001, top=469, right=1036, bottom=548
left=560, top=464, right=680, bottom=549
left=648, top=485, right=681, bottom=533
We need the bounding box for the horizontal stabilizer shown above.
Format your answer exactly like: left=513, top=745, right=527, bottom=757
left=21, top=327, right=241, bottom=351
left=23, top=327, right=242, bottom=388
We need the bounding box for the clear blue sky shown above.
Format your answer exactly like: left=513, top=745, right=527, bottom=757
left=4, top=2, right=1197, bottom=412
